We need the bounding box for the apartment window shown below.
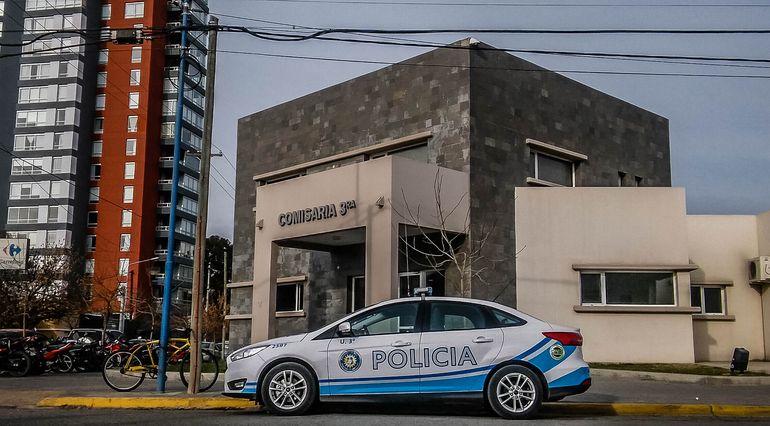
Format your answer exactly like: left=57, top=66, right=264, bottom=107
left=11, top=158, right=44, bottom=175
left=90, top=164, right=101, bottom=179
left=124, top=162, right=135, bottom=179
left=129, top=70, right=140, bottom=86
left=121, top=210, right=132, bottom=227
left=101, top=4, right=111, bottom=20
left=276, top=282, right=304, bottom=313
left=162, top=100, right=176, bottom=116
left=7, top=207, right=40, bottom=224
left=119, top=234, right=131, bottom=252
left=89, top=187, right=99, bottom=202
left=20, top=63, right=51, bottom=80
left=98, top=49, right=109, bottom=64
left=127, top=115, right=138, bottom=132
left=131, top=46, right=142, bottom=63
left=94, top=117, right=104, bottom=133
left=92, top=141, right=103, bottom=157
left=124, top=2, right=144, bottom=18
left=123, top=186, right=134, bottom=203
left=128, top=92, right=139, bottom=109
left=97, top=72, right=107, bottom=87
left=118, top=258, right=129, bottom=276
left=58, top=61, right=69, bottom=78
left=95, top=94, right=106, bottom=110
left=14, top=134, right=41, bottom=151
left=50, top=181, right=67, bottom=198
left=85, top=259, right=95, bottom=275
left=16, top=110, right=47, bottom=127
left=53, top=132, right=65, bottom=149
left=580, top=271, right=676, bottom=306
left=51, top=157, right=64, bottom=173
left=691, top=286, right=726, bottom=315
left=86, top=235, right=96, bottom=252
left=47, top=206, right=60, bottom=223
left=160, top=122, right=175, bottom=138
left=347, top=276, right=366, bottom=313
left=126, top=139, right=137, bottom=155
left=55, top=109, right=67, bottom=125
left=87, top=211, right=98, bottom=226
left=56, top=84, right=71, bottom=101
left=19, top=86, right=48, bottom=104
left=530, top=151, right=575, bottom=187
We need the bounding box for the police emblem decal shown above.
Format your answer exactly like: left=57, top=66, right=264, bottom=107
left=549, top=344, right=566, bottom=361
left=339, top=350, right=362, bottom=372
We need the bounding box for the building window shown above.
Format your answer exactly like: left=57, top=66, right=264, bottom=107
left=55, top=109, right=67, bottom=126
left=124, top=162, right=135, bottom=179
left=118, top=258, right=129, bottom=276
left=128, top=92, right=139, bottom=109
left=123, top=186, right=134, bottom=203
left=347, top=276, right=366, bottom=313
left=89, top=187, right=99, bottom=202
left=94, top=117, right=104, bottom=133
left=85, top=259, right=95, bottom=275
left=127, top=115, right=138, bottom=132
left=86, top=235, right=96, bottom=252
left=124, top=2, right=144, bottom=18
left=7, top=207, right=40, bottom=224
left=98, top=49, right=108, bottom=64
left=87, top=211, right=98, bottom=226
left=95, top=94, right=106, bottom=110
left=97, top=72, right=107, bottom=87
left=126, top=139, right=137, bottom=155
left=119, top=234, right=131, bottom=252
left=131, top=46, right=142, bottom=63
left=121, top=210, right=132, bottom=227
left=47, top=206, right=60, bottom=223
left=90, top=164, right=101, bottom=179
left=276, top=282, right=304, bottom=313
left=129, top=69, right=140, bottom=86
left=691, top=286, right=726, bottom=315
left=101, top=4, right=111, bottom=20
left=51, top=157, right=64, bottom=173
left=92, top=141, right=103, bottom=157
left=530, top=151, right=575, bottom=187
left=580, top=271, right=676, bottom=306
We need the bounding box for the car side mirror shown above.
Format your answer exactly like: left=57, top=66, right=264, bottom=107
left=337, top=322, right=353, bottom=337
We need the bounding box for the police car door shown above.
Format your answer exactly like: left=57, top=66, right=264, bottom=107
left=419, top=301, right=503, bottom=394
left=324, top=301, right=422, bottom=396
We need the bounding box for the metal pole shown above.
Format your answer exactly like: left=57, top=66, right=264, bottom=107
left=158, top=0, right=190, bottom=393
left=221, top=250, right=227, bottom=360
left=205, top=261, right=211, bottom=311
left=187, top=15, right=218, bottom=394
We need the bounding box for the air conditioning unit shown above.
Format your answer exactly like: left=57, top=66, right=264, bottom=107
left=749, top=256, right=770, bottom=283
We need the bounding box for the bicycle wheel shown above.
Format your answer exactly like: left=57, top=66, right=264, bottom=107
left=102, top=351, right=145, bottom=392
left=179, top=349, right=220, bottom=392
left=7, top=351, right=31, bottom=377
left=55, top=354, right=74, bottom=373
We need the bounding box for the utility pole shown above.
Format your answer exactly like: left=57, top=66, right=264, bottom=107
left=159, top=0, right=190, bottom=393
left=221, top=250, right=227, bottom=360
left=187, top=14, right=218, bottom=394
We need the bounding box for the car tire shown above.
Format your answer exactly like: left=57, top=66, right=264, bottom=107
left=486, top=365, right=543, bottom=420
left=260, top=362, right=316, bottom=416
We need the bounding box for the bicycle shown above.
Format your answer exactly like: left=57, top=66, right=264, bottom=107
left=102, top=338, right=219, bottom=392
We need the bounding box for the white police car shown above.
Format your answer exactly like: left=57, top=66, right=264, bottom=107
left=224, top=294, right=590, bottom=419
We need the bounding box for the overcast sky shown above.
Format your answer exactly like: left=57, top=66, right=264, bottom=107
left=205, top=0, right=770, bottom=239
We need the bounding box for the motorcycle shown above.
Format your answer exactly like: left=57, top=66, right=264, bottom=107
left=0, top=336, right=32, bottom=377
left=41, top=340, right=76, bottom=373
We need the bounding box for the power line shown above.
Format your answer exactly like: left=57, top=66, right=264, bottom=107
left=210, top=164, right=236, bottom=193
left=211, top=143, right=237, bottom=171
left=216, top=48, right=770, bottom=79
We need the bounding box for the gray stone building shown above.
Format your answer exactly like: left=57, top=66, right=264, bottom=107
left=230, top=39, right=671, bottom=349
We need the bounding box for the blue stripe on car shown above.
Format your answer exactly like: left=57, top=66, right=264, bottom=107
left=513, top=337, right=552, bottom=360
left=527, top=344, right=577, bottom=373
left=319, top=364, right=494, bottom=384
left=548, top=366, right=590, bottom=389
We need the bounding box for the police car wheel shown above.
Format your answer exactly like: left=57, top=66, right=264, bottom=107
left=261, top=362, right=316, bottom=416
left=486, top=365, right=542, bottom=420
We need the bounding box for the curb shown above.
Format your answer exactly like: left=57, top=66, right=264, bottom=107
left=592, top=368, right=770, bottom=385
left=37, top=397, right=257, bottom=410
left=36, top=397, right=770, bottom=417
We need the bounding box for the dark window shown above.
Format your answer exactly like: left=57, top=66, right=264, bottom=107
left=347, top=276, right=366, bottom=313
left=276, top=282, right=303, bottom=312
left=349, top=302, right=419, bottom=336
left=580, top=271, right=675, bottom=306
left=531, top=151, right=574, bottom=186
left=691, top=285, right=725, bottom=315
left=87, top=211, right=98, bottom=226
left=399, top=274, right=421, bottom=297
left=428, top=302, right=488, bottom=331
left=489, top=308, right=526, bottom=327
left=580, top=273, right=602, bottom=304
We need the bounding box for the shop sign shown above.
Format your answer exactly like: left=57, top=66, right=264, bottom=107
left=0, top=238, right=28, bottom=270
left=279, top=200, right=357, bottom=227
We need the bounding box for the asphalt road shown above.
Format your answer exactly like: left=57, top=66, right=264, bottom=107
left=0, top=408, right=768, bottom=426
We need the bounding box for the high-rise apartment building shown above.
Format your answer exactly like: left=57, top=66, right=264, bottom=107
left=0, top=0, right=209, bottom=326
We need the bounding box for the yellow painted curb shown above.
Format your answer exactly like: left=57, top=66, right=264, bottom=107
left=712, top=405, right=770, bottom=417
left=544, top=403, right=770, bottom=417
left=38, top=397, right=256, bottom=410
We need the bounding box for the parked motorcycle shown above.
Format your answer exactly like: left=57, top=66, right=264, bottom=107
left=0, top=336, right=32, bottom=377
left=41, top=340, right=76, bottom=373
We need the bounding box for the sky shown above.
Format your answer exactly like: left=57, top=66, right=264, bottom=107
left=204, top=0, right=770, bottom=239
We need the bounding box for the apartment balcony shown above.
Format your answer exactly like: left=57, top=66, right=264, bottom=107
left=153, top=249, right=194, bottom=265
left=159, top=156, right=200, bottom=176
left=156, top=202, right=197, bottom=221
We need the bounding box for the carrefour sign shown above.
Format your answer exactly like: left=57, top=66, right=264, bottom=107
left=0, top=239, right=28, bottom=270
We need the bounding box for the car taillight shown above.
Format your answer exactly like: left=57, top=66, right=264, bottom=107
left=543, top=331, right=583, bottom=346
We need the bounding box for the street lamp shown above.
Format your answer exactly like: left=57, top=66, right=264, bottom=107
left=119, top=256, right=159, bottom=333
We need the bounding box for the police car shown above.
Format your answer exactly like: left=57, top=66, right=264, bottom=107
left=224, top=292, right=590, bottom=419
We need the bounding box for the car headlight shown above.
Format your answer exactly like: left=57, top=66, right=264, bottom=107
left=229, top=345, right=268, bottom=362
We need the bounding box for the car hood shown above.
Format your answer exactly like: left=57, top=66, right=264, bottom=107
left=253, top=333, right=309, bottom=347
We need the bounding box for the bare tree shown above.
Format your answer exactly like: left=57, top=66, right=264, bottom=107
left=87, top=272, right=126, bottom=333
left=393, top=171, right=520, bottom=298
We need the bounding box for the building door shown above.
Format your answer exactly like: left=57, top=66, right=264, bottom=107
left=325, top=301, right=422, bottom=396
left=347, top=276, right=366, bottom=313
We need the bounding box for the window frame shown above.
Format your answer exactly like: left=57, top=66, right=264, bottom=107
left=691, top=285, right=726, bottom=316
left=530, top=150, right=576, bottom=187
left=424, top=300, right=497, bottom=333
left=347, top=301, right=421, bottom=337
left=275, top=281, right=304, bottom=314
left=579, top=270, right=678, bottom=307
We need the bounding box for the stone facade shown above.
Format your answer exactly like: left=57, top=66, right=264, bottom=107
left=232, top=40, right=671, bottom=343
